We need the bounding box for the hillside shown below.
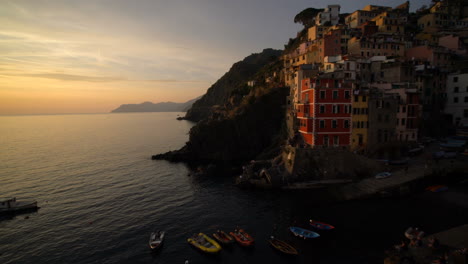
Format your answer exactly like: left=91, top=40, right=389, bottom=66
left=184, top=48, right=282, bottom=122
left=111, top=97, right=198, bottom=113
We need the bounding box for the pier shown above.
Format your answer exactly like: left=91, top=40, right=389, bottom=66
left=335, top=158, right=467, bottom=201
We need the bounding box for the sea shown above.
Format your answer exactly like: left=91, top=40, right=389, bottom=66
left=1, top=112, right=467, bottom=264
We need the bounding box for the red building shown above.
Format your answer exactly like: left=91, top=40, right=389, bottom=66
left=297, top=77, right=352, bottom=147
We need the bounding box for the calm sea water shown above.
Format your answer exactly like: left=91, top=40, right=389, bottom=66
left=1, top=112, right=467, bottom=264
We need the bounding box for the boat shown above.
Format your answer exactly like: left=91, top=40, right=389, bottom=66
left=213, top=230, right=234, bottom=244
left=187, top=233, right=222, bottom=253
left=0, top=197, right=38, bottom=215
left=229, top=229, right=254, bottom=246
left=426, top=185, right=448, bottom=193
left=149, top=231, right=165, bottom=250
left=309, top=220, right=335, bottom=230
left=268, top=236, right=298, bottom=255
left=405, top=227, right=424, bottom=240
left=289, top=227, right=320, bottom=239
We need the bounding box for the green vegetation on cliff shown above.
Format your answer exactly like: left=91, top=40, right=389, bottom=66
left=184, top=48, right=282, bottom=122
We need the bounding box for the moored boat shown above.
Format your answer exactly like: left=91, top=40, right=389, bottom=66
left=187, top=233, right=222, bottom=253
left=229, top=228, right=254, bottom=246
left=426, top=185, right=448, bottom=193
left=149, top=231, right=165, bottom=250
left=213, top=230, right=234, bottom=244
left=309, top=220, right=335, bottom=230
left=268, top=236, right=298, bottom=255
left=289, top=227, right=320, bottom=239
left=0, top=197, right=38, bottom=215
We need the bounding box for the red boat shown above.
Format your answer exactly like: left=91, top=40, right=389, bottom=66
left=213, top=230, right=234, bottom=244
left=309, top=220, right=335, bottom=230
left=229, top=229, right=254, bottom=246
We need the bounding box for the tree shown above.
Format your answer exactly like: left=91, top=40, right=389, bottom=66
left=294, top=8, right=323, bottom=27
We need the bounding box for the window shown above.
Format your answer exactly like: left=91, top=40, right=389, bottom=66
left=332, top=120, right=338, bottom=128
left=402, top=106, right=406, bottom=113
left=345, top=91, right=350, bottom=99
left=362, top=96, right=367, bottom=102
left=320, top=91, right=326, bottom=99
left=344, top=120, right=350, bottom=128
left=454, top=87, right=459, bottom=93
left=319, top=120, right=325, bottom=128
left=465, top=97, right=468, bottom=103
left=320, top=105, right=325, bottom=113
left=333, top=91, right=339, bottom=99
left=333, top=105, right=338, bottom=114
left=402, top=118, right=406, bottom=125
left=453, top=76, right=458, bottom=82
left=464, top=109, right=468, bottom=118
left=354, top=95, right=359, bottom=102
left=353, top=108, right=357, bottom=115
left=454, top=97, right=458, bottom=103
left=333, top=136, right=339, bottom=146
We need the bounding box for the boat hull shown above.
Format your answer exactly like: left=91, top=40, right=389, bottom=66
left=309, top=220, right=335, bottom=230
left=213, top=231, right=234, bottom=244
left=289, top=227, right=320, bottom=239
left=229, top=229, right=254, bottom=246
left=187, top=233, right=222, bottom=253
left=268, top=238, right=298, bottom=255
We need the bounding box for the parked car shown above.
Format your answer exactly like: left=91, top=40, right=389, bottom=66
left=375, top=172, right=392, bottom=179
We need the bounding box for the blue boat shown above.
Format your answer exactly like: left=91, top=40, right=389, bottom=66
left=289, top=227, right=320, bottom=239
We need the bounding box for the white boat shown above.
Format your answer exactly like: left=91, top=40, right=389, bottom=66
left=0, top=197, right=38, bottom=214
left=149, top=231, right=165, bottom=250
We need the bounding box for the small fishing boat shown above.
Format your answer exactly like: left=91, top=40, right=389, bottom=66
left=229, top=229, right=254, bottom=246
left=187, top=233, right=222, bottom=253
left=268, top=236, right=298, bottom=255
left=149, top=231, right=165, bottom=250
left=309, top=220, right=335, bottom=230
left=426, top=185, right=448, bottom=193
left=289, top=227, right=320, bottom=239
left=0, top=197, right=38, bottom=215
left=213, top=230, right=234, bottom=244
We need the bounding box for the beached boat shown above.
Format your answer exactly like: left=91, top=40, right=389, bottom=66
left=309, top=220, right=335, bottom=230
left=289, top=227, right=320, bottom=239
left=149, top=231, right=165, bottom=250
left=0, top=197, right=38, bottom=215
left=426, top=185, right=448, bottom=193
left=187, top=233, right=221, bottom=253
left=404, top=227, right=424, bottom=240
left=229, top=229, right=254, bottom=246
left=268, top=237, right=298, bottom=255
left=212, top=230, right=234, bottom=244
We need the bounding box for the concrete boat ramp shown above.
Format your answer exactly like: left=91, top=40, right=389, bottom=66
left=334, top=158, right=467, bottom=201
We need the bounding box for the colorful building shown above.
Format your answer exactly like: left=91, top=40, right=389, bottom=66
left=297, top=76, right=352, bottom=148
left=351, top=89, right=369, bottom=151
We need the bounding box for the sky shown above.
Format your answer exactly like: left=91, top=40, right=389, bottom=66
left=0, top=0, right=431, bottom=115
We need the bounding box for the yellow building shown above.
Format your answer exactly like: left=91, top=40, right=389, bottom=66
left=370, top=11, right=405, bottom=34
left=351, top=92, right=369, bottom=152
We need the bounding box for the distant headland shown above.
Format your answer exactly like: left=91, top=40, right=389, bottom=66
left=111, top=97, right=199, bottom=113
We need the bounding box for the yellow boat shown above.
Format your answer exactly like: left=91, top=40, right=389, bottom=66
left=187, top=233, right=222, bottom=253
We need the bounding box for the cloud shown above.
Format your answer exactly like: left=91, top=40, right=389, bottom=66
left=3, top=73, right=124, bottom=82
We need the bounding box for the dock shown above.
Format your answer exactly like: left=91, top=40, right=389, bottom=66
left=335, top=158, right=467, bottom=201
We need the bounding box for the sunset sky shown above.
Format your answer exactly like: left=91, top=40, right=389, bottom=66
left=0, top=0, right=430, bottom=115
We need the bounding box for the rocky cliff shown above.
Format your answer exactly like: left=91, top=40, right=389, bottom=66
left=184, top=48, right=283, bottom=122
left=111, top=97, right=198, bottom=113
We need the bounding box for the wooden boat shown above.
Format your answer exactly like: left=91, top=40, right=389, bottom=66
left=309, top=220, right=335, bottom=230
left=426, top=185, right=448, bottom=193
left=268, top=237, right=298, bottom=255
left=187, top=233, right=221, bottom=253
left=149, top=231, right=165, bottom=250
left=0, top=197, right=38, bottom=215
left=213, top=230, right=234, bottom=244
left=229, top=229, right=254, bottom=246
left=289, top=227, right=320, bottom=239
